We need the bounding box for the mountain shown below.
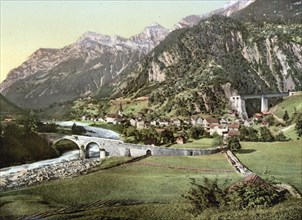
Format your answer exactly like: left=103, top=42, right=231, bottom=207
left=0, top=94, right=25, bottom=116
left=0, top=23, right=169, bottom=108
left=112, top=15, right=302, bottom=116
left=173, top=0, right=256, bottom=29
left=231, top=0, right=302, bottom=24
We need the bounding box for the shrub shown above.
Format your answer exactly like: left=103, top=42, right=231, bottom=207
left=182, top=178, right=224, bottom=216
left=227, top=137, right=241, bottom=151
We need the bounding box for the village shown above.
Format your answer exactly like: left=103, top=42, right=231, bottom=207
left=77, top=95, right=284, bottom=146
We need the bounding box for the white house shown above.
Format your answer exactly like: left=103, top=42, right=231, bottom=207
left=209, top=124, right=228, bottom=136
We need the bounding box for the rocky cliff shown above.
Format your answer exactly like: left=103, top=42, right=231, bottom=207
left=0, top=24, right=169, bottom=108
left=113, top=15, right=302, bottom=116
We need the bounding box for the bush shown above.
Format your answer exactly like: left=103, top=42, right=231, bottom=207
left=227, top=137, right=241, bottom=151
left=182, top=178, right=224, bottom=216
left=225, top=183, right=286, bottom=210
left=183, top=177, right=290, bottom=216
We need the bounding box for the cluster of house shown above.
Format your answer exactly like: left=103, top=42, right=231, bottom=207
left=81, top=112, right=242, bottom=138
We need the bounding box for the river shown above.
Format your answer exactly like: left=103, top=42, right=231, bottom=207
left=0, top=121, right=120, bottom=176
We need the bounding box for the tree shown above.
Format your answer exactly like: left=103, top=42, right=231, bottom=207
left=265, top=115, right=275, bottom=126
left=260, top=126, right=274, bottom=142
left=212, top=133, right=223, bottom=146
left=295, top=114, right=302, bottom=137
left=71, top=123, right=86, bottom=135
left=227, top=137, right=241, bottom=151
left=239, top=126, right=258, bottom=141
left=225, top=180, right=288, bottom=210
left=283, top=110, right=289, bottom=122
left=161, top=129, right=175, bottom=144
left=188, top=126, right=203, bottom=139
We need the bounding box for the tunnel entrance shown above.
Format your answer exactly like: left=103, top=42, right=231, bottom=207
left=146, top=149, right=152, bottom=156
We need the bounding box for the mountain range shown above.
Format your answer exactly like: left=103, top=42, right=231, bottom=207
left=0, top=0, right=301, bottom=115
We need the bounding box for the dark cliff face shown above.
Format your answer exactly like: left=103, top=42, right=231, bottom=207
left=113, top=15, right=302, bottom=116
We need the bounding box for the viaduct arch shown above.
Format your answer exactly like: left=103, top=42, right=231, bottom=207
left=229, top=92, right=289, bottom=118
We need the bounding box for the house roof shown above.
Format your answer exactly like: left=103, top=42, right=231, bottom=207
left=204, top=118, right=219, bottom=124
left=228, top=130, right=240, bottom=137
left=210, top=124, right=226, bottom=129
left=106, top=114, right=122, bottom=119
left=228, top=173, right=269, bottom=192
left=228, top=123, right=240, bottom=129
left=155, top=128, right=165, bottom=133
left=176, top=135, right=185, bottom=140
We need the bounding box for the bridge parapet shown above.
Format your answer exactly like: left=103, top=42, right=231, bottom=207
left=53, top=135, right=221, bottom=159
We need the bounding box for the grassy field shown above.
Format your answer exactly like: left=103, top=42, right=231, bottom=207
left=283, top=125, right=299, bottom=140
left=271, top=94, right=302, bottom=119
left=0, top=155, right=240, bottom=219
left=89, top=122, right=123, bottom=134
left=236, top=140, right=302, bottom=192
left=170, top=138, right=214, bottom=149
left=107, top=100, right=149, bottom=116
left=1, top=144, right=301, bottom=219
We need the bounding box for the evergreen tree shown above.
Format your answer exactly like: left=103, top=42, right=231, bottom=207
left=227, top=137, right=241, bottom=151
left=260, top=127, right=274, bottom=142
left=295, top=114, right=302, bottom=137
left=283, top=110, right=289, bottom=121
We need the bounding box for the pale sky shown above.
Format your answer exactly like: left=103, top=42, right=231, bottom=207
left=0, top=0, right=230, bottom=82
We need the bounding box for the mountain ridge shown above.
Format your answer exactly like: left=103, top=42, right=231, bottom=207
left=111, top=15, right=302, bottom=116
left=1, top=0, right=300, bottom=113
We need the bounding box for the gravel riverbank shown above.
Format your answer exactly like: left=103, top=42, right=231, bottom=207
left=0, top=159, right=101, bottom=192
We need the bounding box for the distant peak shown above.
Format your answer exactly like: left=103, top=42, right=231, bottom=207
left=149, top=22, right=161, bottom=27
left=145, top=22, right=167, bottom=30
left=80, top=31, right=107, bottom=39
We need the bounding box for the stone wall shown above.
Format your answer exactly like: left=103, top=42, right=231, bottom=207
left=98, top=140, right=221, bottom=157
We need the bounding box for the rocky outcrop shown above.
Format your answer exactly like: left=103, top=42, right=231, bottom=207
left=114, top=16, right=302, bottom=116
left=0, top=159, right=100, bottom=191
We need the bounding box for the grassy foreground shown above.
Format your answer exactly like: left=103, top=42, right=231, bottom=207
left=1, top=140, right=301, bottom=219
left=237, top=140, right=302, bottom=192
left=0, top=155, right=239, bottom=219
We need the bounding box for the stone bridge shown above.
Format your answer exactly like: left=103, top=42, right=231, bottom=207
left=53, top=135, right=221, bottom=159
left=229, top=92, right=289, bottom=118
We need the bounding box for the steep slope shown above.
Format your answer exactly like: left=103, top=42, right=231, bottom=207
left=0, top=24, right=169, bottom=108
left=0, top=94, right=25, bottom=116
left=231, top=0, right=302, bottom=24
left=113, top=16, right=302, bottom=116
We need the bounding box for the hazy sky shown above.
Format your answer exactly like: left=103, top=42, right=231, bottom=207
left=0, top=0, right=230, bottom=82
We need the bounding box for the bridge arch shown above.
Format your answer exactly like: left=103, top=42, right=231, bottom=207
left=85, top=142, right=101, bottom=158
left=52, top=137, right=84, bottom=159
left=53, top=137, right=81, bottom=149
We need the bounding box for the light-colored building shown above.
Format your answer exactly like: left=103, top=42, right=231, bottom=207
left=209, top=124, right=228, bottom=136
